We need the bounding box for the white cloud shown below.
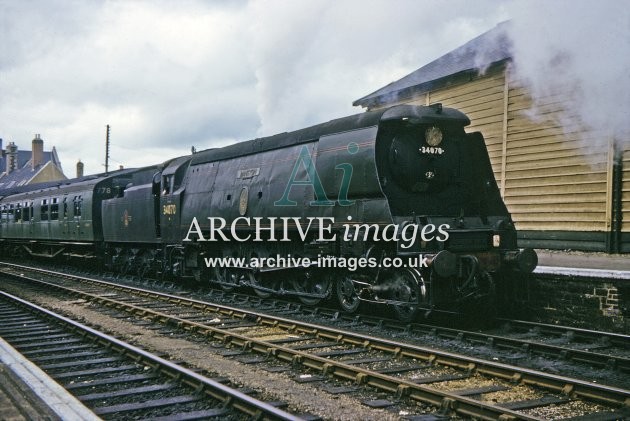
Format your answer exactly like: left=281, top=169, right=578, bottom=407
left=1, top=0, right=511, bottom=175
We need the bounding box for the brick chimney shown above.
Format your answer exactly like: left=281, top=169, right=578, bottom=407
left=32, top=134, right=44, bottom=169
left=6, top=142, right=18, bottom=174
left=76, top=160, right=84, bottom=178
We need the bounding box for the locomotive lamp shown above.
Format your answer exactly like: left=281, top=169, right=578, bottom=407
left=425, top=126, right=443, bottom=146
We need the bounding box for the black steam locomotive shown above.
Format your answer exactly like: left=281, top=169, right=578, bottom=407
left=0, top=104, right=537, bottom=319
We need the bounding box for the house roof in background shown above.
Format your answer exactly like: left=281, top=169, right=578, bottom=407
left=0, top=146, right=64, bottom=190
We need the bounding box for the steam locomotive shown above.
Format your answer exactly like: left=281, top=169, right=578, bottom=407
left=0, top=104, right=537, bottom=319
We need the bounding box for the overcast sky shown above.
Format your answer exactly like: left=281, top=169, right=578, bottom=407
left=1, top=1, right=627, bottom=176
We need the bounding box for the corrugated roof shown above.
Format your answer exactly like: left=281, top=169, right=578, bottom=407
left=353, top=21, right=512, bottom=108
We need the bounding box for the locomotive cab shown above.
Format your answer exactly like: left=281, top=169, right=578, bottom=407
left=159, top=156, right=191, bottom=243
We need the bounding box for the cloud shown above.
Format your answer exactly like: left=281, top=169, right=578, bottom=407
left=1, top=0, right=508, bottom=175
left=1, top=1, right=257, bottom=173
left=246, top=0, right=509, bottom=134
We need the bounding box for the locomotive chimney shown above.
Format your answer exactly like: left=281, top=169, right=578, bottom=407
left=32, top=134, right=44, bottom=169
left=76, top=160, right=84, bottom=178
left=6, top=141, right=18, bottom=174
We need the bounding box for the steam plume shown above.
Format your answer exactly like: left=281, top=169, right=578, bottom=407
left=506, top=1, right=630, bottom=149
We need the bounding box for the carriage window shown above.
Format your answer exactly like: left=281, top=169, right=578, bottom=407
left=51, top=198, right=59, bottom=220
left=41, top=199, right=49, bottom=221
left=73, top=196, right=82, bottom=217
left=8, top=204, right=14, bottom=222
left=28, top=202, right=33, bottom=221
left=15, top=204, right=21, bottom=222
left=63, top=197, right=68, bottom=218
left=0, top=205, right=6, bottom=223
left=22, top=202, right=30, bottom=222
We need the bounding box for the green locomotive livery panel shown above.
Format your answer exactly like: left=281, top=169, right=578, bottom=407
left=102, top=183, right=158, bottom=243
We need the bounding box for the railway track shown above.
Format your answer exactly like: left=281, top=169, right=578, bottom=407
left=317, top=313, right=630, bottom=375
left=0, top=289, right=303, bottom=420
left=72, top=262, right=630, bottom=378
left=49, top=262, right=630, bottom=363
left=494, top=318, right=629, bottom=349
left=1, top=262, right=629, bottom=420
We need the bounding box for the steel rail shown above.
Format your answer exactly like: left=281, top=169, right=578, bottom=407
left=352, top=318, right=630, bottom=373
left=255, top=300, right=630, bottom=373
left=3, top=264, right=630, bottom=418
left=0, top=289, right=301, bottom=421
left=1, top=271, right=538, bottom=420
left=495, top=318, right=630, bottom=348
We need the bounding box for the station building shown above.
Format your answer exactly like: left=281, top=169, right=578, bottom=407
left=0, top=135, right=67, bottom=191
left=354, top=22, right=629, bottom=253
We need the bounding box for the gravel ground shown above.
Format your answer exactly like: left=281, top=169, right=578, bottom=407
left=3, top=271, right=626, bottom=420
left=0, top=282, right=406, bottom=421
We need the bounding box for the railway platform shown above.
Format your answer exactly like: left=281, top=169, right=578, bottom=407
left=535, top=249, right=630, bottom=280
left=0, top=337, right=98, bottom=421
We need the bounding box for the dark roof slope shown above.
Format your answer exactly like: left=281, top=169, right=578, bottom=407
left=0, top=166, right=157, bottom=199
left=0, top=148, right=64, bottom=191
left=0, top=150, right=32, bottom=172
left=353, top=21, right=512, bottom=108
left=0, top=146, right=63, bottom=190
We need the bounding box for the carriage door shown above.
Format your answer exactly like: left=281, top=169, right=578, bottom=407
left=61, top=196, right=69, bottom=235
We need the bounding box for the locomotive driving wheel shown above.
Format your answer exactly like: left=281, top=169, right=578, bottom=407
left=250, top=271, right=273, bottom=298
left=292, top=270, right=331, bottom=306
left=214, top=267, right=239, bottom=291
left=336, top=276, right=360, bottom=313
left=387, top=268, right=426, bottom=322
left=247, top=251, right=274, bottom=298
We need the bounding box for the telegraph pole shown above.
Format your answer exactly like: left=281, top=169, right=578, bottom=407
left=105, top=124, right=110, bottom=174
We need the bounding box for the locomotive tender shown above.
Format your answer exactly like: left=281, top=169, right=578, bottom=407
left=0, top=104, right=537, bottom=319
